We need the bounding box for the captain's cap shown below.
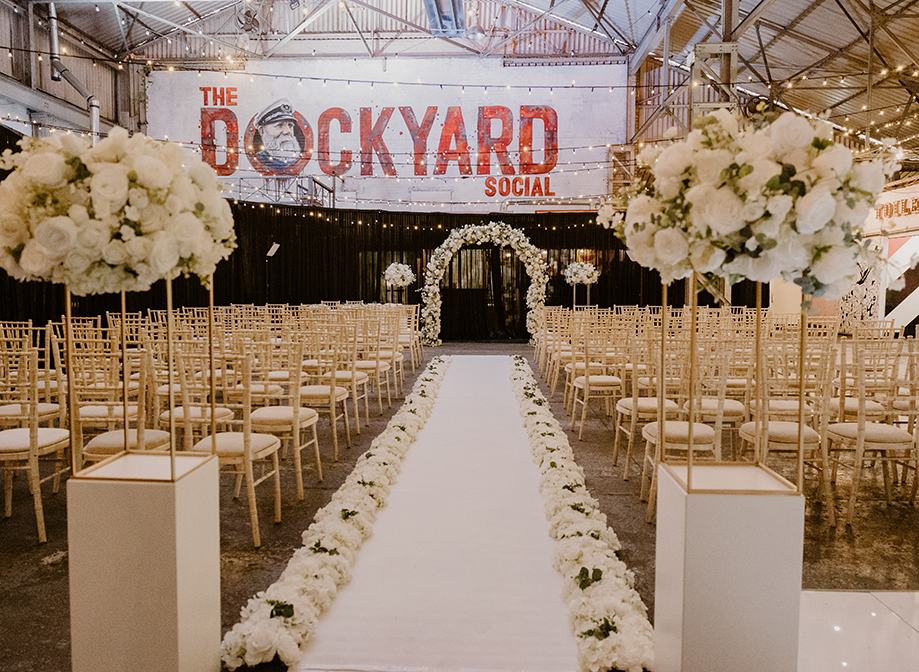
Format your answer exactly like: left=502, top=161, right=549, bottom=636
left=255, top=99, right=296, bottom=127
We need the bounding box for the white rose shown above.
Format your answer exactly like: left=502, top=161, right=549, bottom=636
left=60, top=133, right=89, bottom=158
left=168, top=211, right=206, bottom=252
left=741, top=201, right=766, bottom=222
left=834, top=198, right=870, bottom=228
left=128, top=187, right=150, bottom=210
left=773, top=232, right=813, bottom=273
left=242, top=622, right=280, bottom=668
left=19, top=240, right=55, bottom=277
left=124, top=235, right=152, bottom=262
left=693, top=148, right=734, bottom=184
left=812, top=144, right=853, bottom=179
left=625, top=227, right=656, bottom=267
left=132, top=155, right=173, bottom=190
left=187, top=160, right=218, bottom=191
left=22, top=152, right=68, bottom=189
left=0, top=212, right=27, bottom=247
left=754, top=216, right=781, bottom=239
left=654, top=228, right=689, bottom=265
left=653, top=142, right=694, bottom=180
left=140, top=204, right=169, bottom=233
left=149, top=234, right=180, bottom=276
left=812, top=246, right=859, bottom=284
left=68, top=204, right=90, bottom=224
left=738, top=160, right=782, bottom=195
left=76, top=220, right=111, bottom=255
left=102, top=239, right=128, bottom=266
left=625, top=195, right=660, bottom=227
left=770, top=113, right=815, bottom=157
left=656, top=176, right=682, bottom=201
left=689, top=241, right=727, bottom=274
left=736, top=130, right=774, bottom=163
left=86, top=127, right=129, bottom=164
left=34, top=216, right=78, bottom=257
left=795, top=187, right=837, bottom=234
left=851, top=161, right=886, bottom=195
left=164, top=193, right=183, bottom=215
left=687, top=184, right=745, bottom=236
left=90, top=166, right=130, bottom=215
left=710, top=107, right=739, bottom=137
left=766, top=195, right=794, bottom=223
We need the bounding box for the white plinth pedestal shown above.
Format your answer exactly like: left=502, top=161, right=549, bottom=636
left=68, top=452, right=221, bottom=672
left=654, top=463, right=804, bottom=672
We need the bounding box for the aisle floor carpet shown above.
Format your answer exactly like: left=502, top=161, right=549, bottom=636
left=297, top=356, right=579, bottom=671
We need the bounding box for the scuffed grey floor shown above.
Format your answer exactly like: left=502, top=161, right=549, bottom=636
left=1, top=342, right=916, bottom=671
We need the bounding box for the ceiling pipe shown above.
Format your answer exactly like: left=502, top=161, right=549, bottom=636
left=48, top=3, right=100, bottom=145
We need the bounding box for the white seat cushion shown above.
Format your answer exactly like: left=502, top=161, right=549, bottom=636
left=85, top=429, right=171, bottom=454
left=80, top=405, right=140, bottom=421
left=616, top=397, right=678, bottom=414
left=193, top=432, right=280, bottom=458
left=159, top=406, right=234, bottom=423
left=573, top=375, right=622, bottom=388
left=642, top=421, right=716, bottom=445
left=0, top=427, right=70, bottom=453
left=299, top=385, right=349, bottom=402
left=0, top=403, right=60, bottom=419
left=251, top=406, right=319, bottom=428
left=685, top=398, right=746, bottom=418
left=739, top=421, right=819, bottom=444
left=827, top=422, right=913, bottom=444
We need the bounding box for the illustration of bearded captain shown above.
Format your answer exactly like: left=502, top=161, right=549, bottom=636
left=250, top=98, right=307, bottom=173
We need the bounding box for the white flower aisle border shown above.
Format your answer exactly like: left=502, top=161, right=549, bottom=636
left=421, top=221, right=548, bottom=346
left=220, top=355, right=452, bottom=670
left=509, top=356, right=654, bottom=672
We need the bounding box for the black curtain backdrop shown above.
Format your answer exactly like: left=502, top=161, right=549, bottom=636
left=0, top=200, right=766, bottom=340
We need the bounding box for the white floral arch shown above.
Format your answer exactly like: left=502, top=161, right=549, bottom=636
left=421, top=222, right=548, bottom=345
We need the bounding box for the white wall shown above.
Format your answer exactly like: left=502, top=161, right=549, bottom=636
left=146, top=57, right=627, bottom=212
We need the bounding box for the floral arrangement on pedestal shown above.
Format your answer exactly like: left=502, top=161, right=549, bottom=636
left=597, top=108, right=900, bottom=296
left=0, top=127, right=236, bottom=295
left=221, top=356, right=452, bottom=670
left=383, top=262, right=416, bottom=288
left=510, top=356, right=653, bottom=672
left=564, top=262, right=600, bottom=286
left=421, top=222, right=548, bottom=346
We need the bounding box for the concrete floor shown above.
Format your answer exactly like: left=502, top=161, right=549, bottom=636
left=1, top=342, right=917, bottom=671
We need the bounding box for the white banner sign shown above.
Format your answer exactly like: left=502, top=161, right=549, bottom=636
left=869, top=181, right=919, bottom=236
left=146, top=58, right=627, bottom=210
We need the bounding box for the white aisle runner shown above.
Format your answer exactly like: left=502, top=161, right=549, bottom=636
left=298, top=355, right=579, bottom=672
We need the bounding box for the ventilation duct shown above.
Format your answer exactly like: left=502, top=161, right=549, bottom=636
left=423, top=0, right=467, bottom=38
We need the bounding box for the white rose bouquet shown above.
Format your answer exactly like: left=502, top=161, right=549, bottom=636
left=0, top=128, right=236, bottom=295
left=564, top=262, right=600, bottom=285
left=383, top=262, right=415, bottom=288
left=599, top=108, right=899, bottom=297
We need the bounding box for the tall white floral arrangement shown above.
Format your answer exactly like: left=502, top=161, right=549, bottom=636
left=420, top=222, right=548, bottom=345
left=0, top=128, right=236, bottom=295
left=564, top=262, right=600, bottom=285
left=383, top=262, right=415, bottom=288
left=598, top=109, right=899, bottom=297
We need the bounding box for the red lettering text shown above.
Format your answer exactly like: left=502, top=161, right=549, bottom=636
left=477, top=106, right=515, bottom=176
left=318, top=108, right=353, bottom=176
left=434, top=107, right=472, bottom=175
left=400, top=106, right=438, bottom=176
left=360, top=107, right=396, bottom=176
left=200, top=108, right=238, bottom=176
left=520, top=106, right=558, bottom=174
